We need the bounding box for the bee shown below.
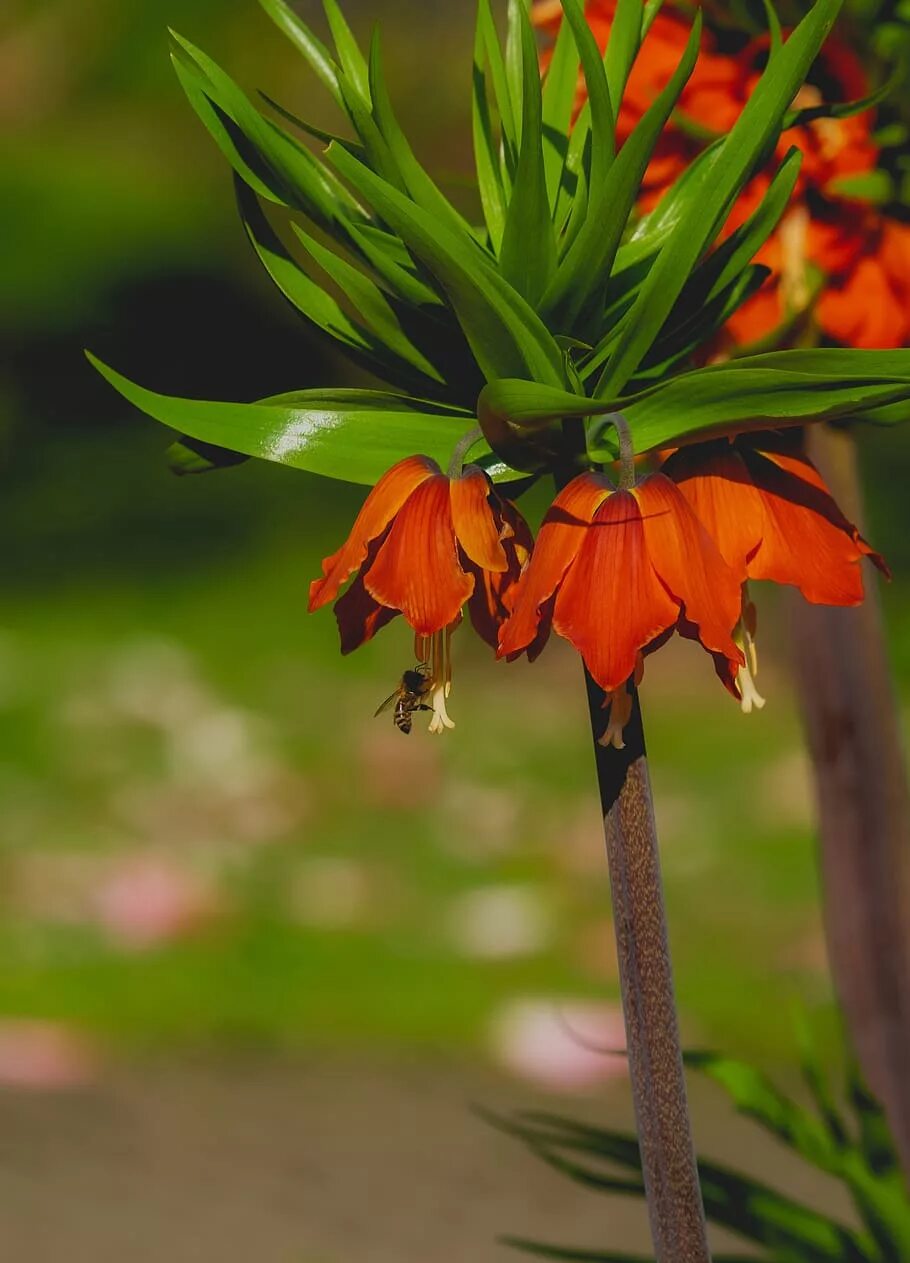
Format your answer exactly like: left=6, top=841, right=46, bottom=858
left=374, top=665, right=434, bottom=734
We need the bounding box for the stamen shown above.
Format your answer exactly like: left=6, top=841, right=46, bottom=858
left=424, top=624, right=459, bottom=734
left=735, top=589, right=766, bottom=715
left=599, top=685, right=634, bottom=749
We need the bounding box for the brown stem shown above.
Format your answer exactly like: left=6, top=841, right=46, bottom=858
left=790, top=424, right=910, bottom=1173
left=585, top=671, right=711, bottom=1262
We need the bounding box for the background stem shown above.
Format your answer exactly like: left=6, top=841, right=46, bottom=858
left=790, top=424, right=910, bottom=1173
left=585, top=671, right=711, bottom=1262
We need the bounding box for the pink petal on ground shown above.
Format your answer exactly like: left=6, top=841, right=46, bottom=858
left=489, top=998, right=628, bottom=1093
left=0, top=1021, right=97, bottom=1090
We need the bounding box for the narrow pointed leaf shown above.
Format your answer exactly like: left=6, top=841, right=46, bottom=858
left=473, top=11, right=507, bottom=251
left=477, top=0, right=518, bottom=171
left=604, top=0, right=645, bottom=112
left=594, top=0, right=844, bottom=398
left=499, top=4, right=557, bottom=301
left=323, top=0, right=371, bottom=102
left=546, top=16, right=701, bottom=329
left=289, top=221, right=445, bottom=382
left=368, top=32, right=479, bottom=243
left=553, top=0, right=615, bottom=235
left=258, top=0, right=343, bottom=105
left=327, top=144, right=566, bottom=385
left=541, top=14, right=579, bottom=208
left=170, top=32, right=362, bottom=232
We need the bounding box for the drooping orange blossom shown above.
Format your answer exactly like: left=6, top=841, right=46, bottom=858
left=308, top=455, right=531, bottom=732
left=661, top=434, right=889, bottom=709
left=497, top=469, right=746, bottom=747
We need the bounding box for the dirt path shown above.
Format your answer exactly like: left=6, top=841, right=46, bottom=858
left=0, top=1055, right=850, bottom=1262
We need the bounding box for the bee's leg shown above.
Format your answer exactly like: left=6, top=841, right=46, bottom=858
left=416, top=704, right=433, bottom=712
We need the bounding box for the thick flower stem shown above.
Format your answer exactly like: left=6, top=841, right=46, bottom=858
left=790, top=424, right=910, bottom=1173
left=585, top=671, right=711, bottom=1263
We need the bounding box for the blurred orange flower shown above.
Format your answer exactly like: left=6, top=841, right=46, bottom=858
left=533, top=1, right=904, bottom=351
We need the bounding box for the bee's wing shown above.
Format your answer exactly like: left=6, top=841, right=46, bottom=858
left=374, top=689, right=401, bottom=718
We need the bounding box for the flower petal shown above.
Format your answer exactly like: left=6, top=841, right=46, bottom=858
left=743, top=447, right=883, bottom=603
left=450, top=467, right=508, bottom=573
left=662, top=443, right=763, bottom=582
left=365, top=474, right=473, bottom=635
left=553, top=490, right=679, bottom=694
left=309, top=456, right=437, bottom=611
left=636, top=473, right=743, bottom=665
left=334, top=571, right=399, bottom=654
left=499, top=474, right=608, bottom=660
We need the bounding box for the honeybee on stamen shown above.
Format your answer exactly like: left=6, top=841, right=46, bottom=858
left=374, top=664, right=434, bottom=735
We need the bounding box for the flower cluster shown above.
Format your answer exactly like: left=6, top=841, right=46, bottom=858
left=534, top=0, right=910, bottom=350
left=310, top=433, right=884, bottom=743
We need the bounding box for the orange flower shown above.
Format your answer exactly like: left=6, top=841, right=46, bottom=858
left=498, top=471, right=743, bottom=745
left=662, top=436, right=888, bottom=706
left=309, top=455, right=532, bottom=732
left=726, top=207, right=910, bottom=349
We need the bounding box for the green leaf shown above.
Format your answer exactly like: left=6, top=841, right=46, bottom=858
left=477, top=0, right=519, bottom=172
left=826, top=169, right=894, bottom=204
left=87, top=354, right=492, bottom=486
left=545, top=15, right=701, bottom=332
left=323, top=0, right=371, bottom=103
left=500, top=1112, right=866, bottom=1262
left=368, top=31, right=479, bottom=244
left=170, top=31, right=362, bottom=232
left=701, top=148, right=802, bottom=303
left=258, top=0, right=343, bottom=105
left=505, top=0, right=528, bottom=143
left=552, top=0, right=615, bottom=239
left=687, top=1052, right=843, bottom=1175
left=473, top=10, right=508, bottom=252
left=166, top=437, right=250, bottom=476
left=604, top=0, right=645, bottom=112
left=499, top=1116, right=863, bottom=1263
left=327, top=144, right=567, bottom=386
left=289, top=222, right=446, bottom=383
left=594, top=0, right=845, bottom=398
left=785, top=63, right=903, bottom=128
left=499, top=3, right=557, bottom=301
left=541, top=12, right=580, bottom=208
left=236, top=183, right=377, bottom=355
left=618, top=350, right=910, bottom=451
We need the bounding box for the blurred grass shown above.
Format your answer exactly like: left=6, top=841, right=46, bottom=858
left=2, top=0, right=910, bottom=1074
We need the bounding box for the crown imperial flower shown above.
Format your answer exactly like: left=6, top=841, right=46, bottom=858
left=309, top=454, right=531, bottom=732
left=662, top=436, right=889, bottom=706
left=499, top=469, right=744, bottom=742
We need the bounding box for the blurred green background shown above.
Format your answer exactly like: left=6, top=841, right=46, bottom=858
left=2, top=1, right=909, bottom=1258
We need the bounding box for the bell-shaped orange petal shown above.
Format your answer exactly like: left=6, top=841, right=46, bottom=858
left=364, top=474, right=473, bottom=636
left=449, top=467, right=508, bottom=573
left=661, top=445, right=764, bottom=582
left=309, top=456, right=438, bottom=611
left=553, top=490, right=679, bottom=694
left=635, top=474, right=743, bottom=664
left=499, top=474, right=608, bottom=661
left=744, top=446, right=887, bottom=601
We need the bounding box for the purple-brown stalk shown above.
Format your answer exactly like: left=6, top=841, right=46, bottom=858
left=585, top=672, right=711, bottom=1261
